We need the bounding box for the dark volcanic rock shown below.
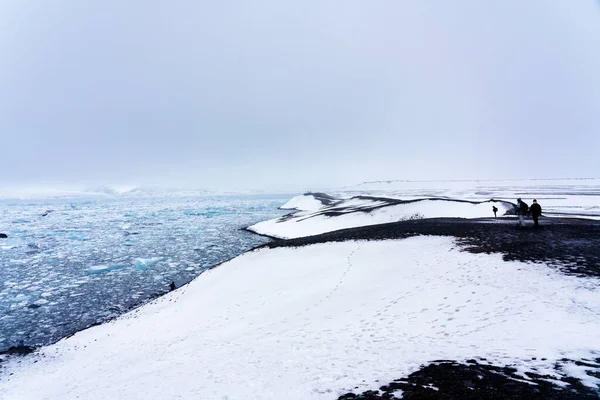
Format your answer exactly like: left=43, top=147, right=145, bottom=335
left=0, top=346, right=36, bottom=356
left=338, top=360, right=600, bottom=399
left=0, top=233, right=7, bottom=239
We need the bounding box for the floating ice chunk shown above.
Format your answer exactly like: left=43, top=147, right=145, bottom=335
left=185, top=267, right=194, bottom=271
left=67, top=232, right=88, bottom=240
left=11, top=301, right=28, bottom=309
left=88, top=264, right=124, bottom=274
left=134, top=258, right=161, bottom=270
left=13, top=294, right=30, bottom=302
left=33, top=299, right=49, bottom=306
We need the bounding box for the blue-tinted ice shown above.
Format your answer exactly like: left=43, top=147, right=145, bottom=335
left=0, top=194, right=288, bottom=351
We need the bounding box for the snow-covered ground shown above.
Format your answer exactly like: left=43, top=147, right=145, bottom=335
left=1, top=236, right=599, bottom=399
left=249, top=196, right=514, bottom=239
left=2, top=180, right=599, bottom=399
left=341, top=178, right=600, bottom=220
left=249, top=179, right=600, bottom=239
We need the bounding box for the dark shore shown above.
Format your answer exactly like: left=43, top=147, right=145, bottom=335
left=264, top=216, right=600, bottom=278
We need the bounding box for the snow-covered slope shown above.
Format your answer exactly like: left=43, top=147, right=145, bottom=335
left=279, top=193, right=338, bottom=211
left=249, top=195, right=514, bottom=239
left=1, top=237, right=598, bottom=399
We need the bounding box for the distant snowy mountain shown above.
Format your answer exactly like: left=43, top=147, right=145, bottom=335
left=345, top=177, right=599, bottom=191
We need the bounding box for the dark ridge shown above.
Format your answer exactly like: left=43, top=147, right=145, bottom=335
left=338, top=359, right=600, bottom=399
left=264, top=217, right=600, bottom=278
left=305, top=192, right=339, bottom=206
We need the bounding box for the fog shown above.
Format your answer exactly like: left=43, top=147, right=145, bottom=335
left=1, top=1, right=599, bottom=192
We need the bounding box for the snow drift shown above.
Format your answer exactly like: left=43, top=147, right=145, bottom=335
left=279, top=193, right=339, bottom=211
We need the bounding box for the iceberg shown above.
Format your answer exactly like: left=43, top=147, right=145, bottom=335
left=134, top=258, right=161, bottom=270
left=88, top=264, right=125, bottom=274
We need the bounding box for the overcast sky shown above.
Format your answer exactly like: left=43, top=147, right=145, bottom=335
left=1, top=1, right=599, bottom=191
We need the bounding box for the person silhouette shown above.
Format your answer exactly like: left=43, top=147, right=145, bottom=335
left=517, top=198, right=529, bottom=227
left=492, top=205, right=498, bottom=218
left=530, top=199, right=542, bottom=227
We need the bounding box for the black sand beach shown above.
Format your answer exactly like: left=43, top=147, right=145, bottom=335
left=265, top=217, right=600, bottom=278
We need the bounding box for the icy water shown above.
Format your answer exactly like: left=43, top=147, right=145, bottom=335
left=0, top=194, right=289, bottom=351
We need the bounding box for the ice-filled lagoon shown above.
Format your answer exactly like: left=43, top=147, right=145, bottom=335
left=0, top=194, right=289, bottom=351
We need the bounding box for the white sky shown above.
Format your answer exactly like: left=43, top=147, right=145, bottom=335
left=1, top=1, right=599, bottom=191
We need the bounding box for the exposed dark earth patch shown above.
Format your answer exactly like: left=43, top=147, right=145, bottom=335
left=265, top=217, right=600, bottom=278
left=305, top=192, right=340, bottom=207
left=338, top=359, right=600, bottom=399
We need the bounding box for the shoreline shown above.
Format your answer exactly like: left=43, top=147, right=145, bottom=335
left=0, top=236, right=274, bottom=358
left=2, top=215, right=600, bottom=398
left=4, top=216, right=599, bottom=356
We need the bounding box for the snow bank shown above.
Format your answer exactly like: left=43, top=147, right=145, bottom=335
left=280, top=194, right=330, bottom=211
left=1, top=237, right=598, bottom=399
left=249, top=198, right=514, bottom=239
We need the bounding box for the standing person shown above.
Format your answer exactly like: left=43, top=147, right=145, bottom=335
left=530, top=199, right=542, bottom=227
left=492, top=205, right=498, bottom=218
left=517, top=198, right=529, bottom=227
